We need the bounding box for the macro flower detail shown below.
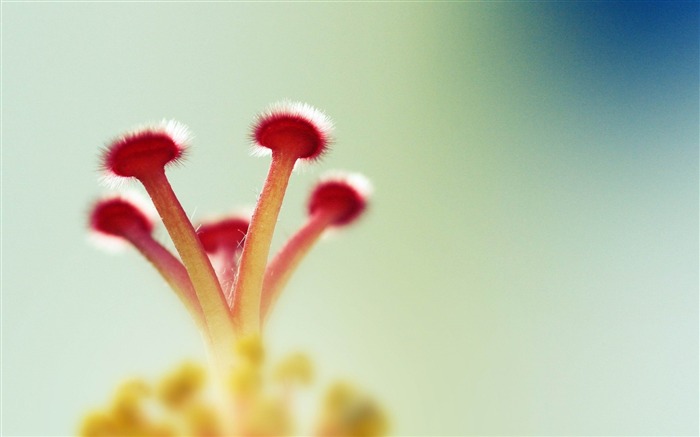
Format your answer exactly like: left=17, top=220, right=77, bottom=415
left=82, top=102, right=387, bottom=437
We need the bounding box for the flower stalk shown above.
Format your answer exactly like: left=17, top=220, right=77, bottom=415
left=232, top=152, right=297, bottom=334
left=231, top=102, right=333, bottom=335
left=140, top=170, right=235, bottom=355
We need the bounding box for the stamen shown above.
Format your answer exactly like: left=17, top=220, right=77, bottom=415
left=88, top=196, right=205, bottom=331
left=102, top=122, right=235, bottom=368
left=260, top=172, right=371, bottom=324
left=232, top=102, right=332, bottom=334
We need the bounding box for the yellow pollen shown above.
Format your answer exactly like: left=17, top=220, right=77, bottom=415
left=316, top=382, right=389, bottom=437
left=157, top=362, right=205, bottom=410
left=274, top=352, right=313, bottom=386
left=234, top=334, right=265, bottom=366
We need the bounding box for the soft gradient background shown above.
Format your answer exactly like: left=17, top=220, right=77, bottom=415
left=3, top=2, right=698, bottom=436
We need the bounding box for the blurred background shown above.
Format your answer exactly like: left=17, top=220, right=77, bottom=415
left=3, top=2, right=698, bottom=435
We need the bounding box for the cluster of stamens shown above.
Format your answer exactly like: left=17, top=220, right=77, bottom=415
left=82, top=102, right=386, bottom=437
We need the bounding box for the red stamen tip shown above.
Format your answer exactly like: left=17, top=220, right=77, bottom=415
left=102, top=120, right=190, bottom=180
left=308, top=172, right=372, bottom=227
left=252, top=101, right=333, bottom=161
left=89, top=195, right=155, bottom=239
left=197, top=216, right=250, bottom=253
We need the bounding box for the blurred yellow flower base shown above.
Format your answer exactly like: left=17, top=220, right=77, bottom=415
left=80, top=336, right=387, bottom=437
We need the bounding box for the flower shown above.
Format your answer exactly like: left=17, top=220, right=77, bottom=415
left=81, top=102, right=387, bottom=437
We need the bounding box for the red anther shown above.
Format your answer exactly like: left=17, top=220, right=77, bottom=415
left=103, top=121, right=190, bottom=180
left=197, top=217, right=250, bottom=254
left=252, top=101, right=332, bottom=161
left=308, top=173, right=371, bottom=227
left=90, top=197, right=154, bottom=238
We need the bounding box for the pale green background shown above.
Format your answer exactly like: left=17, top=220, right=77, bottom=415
left=2, top=2, right=698, bottom=436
